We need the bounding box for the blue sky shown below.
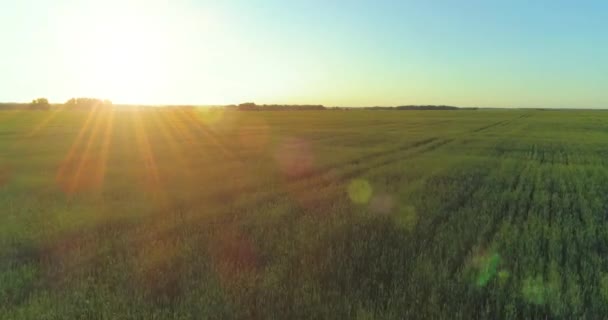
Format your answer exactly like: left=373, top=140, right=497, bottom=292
left=1, top=0, right=608, bottom=107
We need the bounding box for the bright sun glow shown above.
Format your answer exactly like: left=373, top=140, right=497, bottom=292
left=51, top=0, right=305, bottom=105
left=57, top=2, right=176, bottom=104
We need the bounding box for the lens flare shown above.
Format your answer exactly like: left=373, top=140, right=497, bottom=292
left=275, top=138, right=315, bottom=178
left=522, top=276, right=547, bottom=305
left=209, top=226, right=259, bottom=285
left=197, top=108, right=229, bottom=129
left=348, top=179, right=372, bottom=204
left=475, top=253, right=501, bottom=287
left=396, top=205, right=418, bottom=231
left=369, top=194, right=394, bottom=214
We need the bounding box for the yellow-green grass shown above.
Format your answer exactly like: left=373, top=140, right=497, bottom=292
left=2, top=108, right=608, bottom=319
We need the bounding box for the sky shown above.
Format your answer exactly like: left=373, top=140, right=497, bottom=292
left=1, top=0, right=608, bottom=107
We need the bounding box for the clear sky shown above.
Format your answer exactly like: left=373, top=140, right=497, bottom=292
left=2, top=0, right=608, bottom=107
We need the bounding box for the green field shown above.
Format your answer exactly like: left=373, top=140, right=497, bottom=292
left=3, top=108, right=608, bottom=319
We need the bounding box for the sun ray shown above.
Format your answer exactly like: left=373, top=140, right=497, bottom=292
left=56, top=105, right=102, bottom=193
left=26, top=107, right=65, bottom=137
left=93, top=107, right=116, bottom=192
left=174, top=107, right=238, bottom=162
left=149, top=109, right=188, bottom=169
left=132, top=109, right=167, bottom=207
left=164, top=108, right=199, bottom=147
left=162, top=108, right=214, bottom=168
left=67, top=106, right=108, bottom=194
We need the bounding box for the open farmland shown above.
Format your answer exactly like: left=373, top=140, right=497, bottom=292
left=3, top=108, right=608, bottom=318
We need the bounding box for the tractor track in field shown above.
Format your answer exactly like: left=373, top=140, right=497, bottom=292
left=470, top=120, right=511, bottom=133
left=171, top=135, right=459, bottom=221
left=143, top=112, right=533, bottom=223
left=205, top=136, right=462, bottom=219
left=469, top=112, right=531, bottom=134
left=445, top=161, right=529, bottom=276
left=124, top=136, right=464, bottom=246
left=187, top=113, right=530, bottom=208
left=179, top=114, right=529, bottom=217
left=267, top=112, right=531, bottom=199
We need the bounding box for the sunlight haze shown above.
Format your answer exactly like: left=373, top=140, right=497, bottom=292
left=2, top=0, right=608, bottom=107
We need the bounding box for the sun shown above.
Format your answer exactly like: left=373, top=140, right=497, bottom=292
left=53, top=0, right=301, bottom=106
left=88, top=19, right=172, bottom=104
left=57, top=3, right=174, bottom=104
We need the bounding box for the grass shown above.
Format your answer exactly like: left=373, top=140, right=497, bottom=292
left=2, top=107, right=608, bottom=318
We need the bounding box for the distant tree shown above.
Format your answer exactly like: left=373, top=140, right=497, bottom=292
left=233, top=103, right=326, bottom=111
left=0, top=103, right=26, bottom=110
left=395, top=105, right=459, bottom=110
left=238, top=102, right=258, bottom=111
left=65, top=97, right=112, bottom=109
left=29, top=98, right=50, bottom=110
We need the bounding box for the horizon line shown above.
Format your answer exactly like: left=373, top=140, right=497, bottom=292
left=2, top=101, right=608, bottom=110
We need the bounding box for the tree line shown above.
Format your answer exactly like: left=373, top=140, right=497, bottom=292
left=226, top=102, right=327, bottom=111
left=0, top=98, right=113, bottom=110
left=362, top=105, right=477, bottom=110
left=0, top=99, right=478, bottom=111
left=223, top=103, right=478, bottom=111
